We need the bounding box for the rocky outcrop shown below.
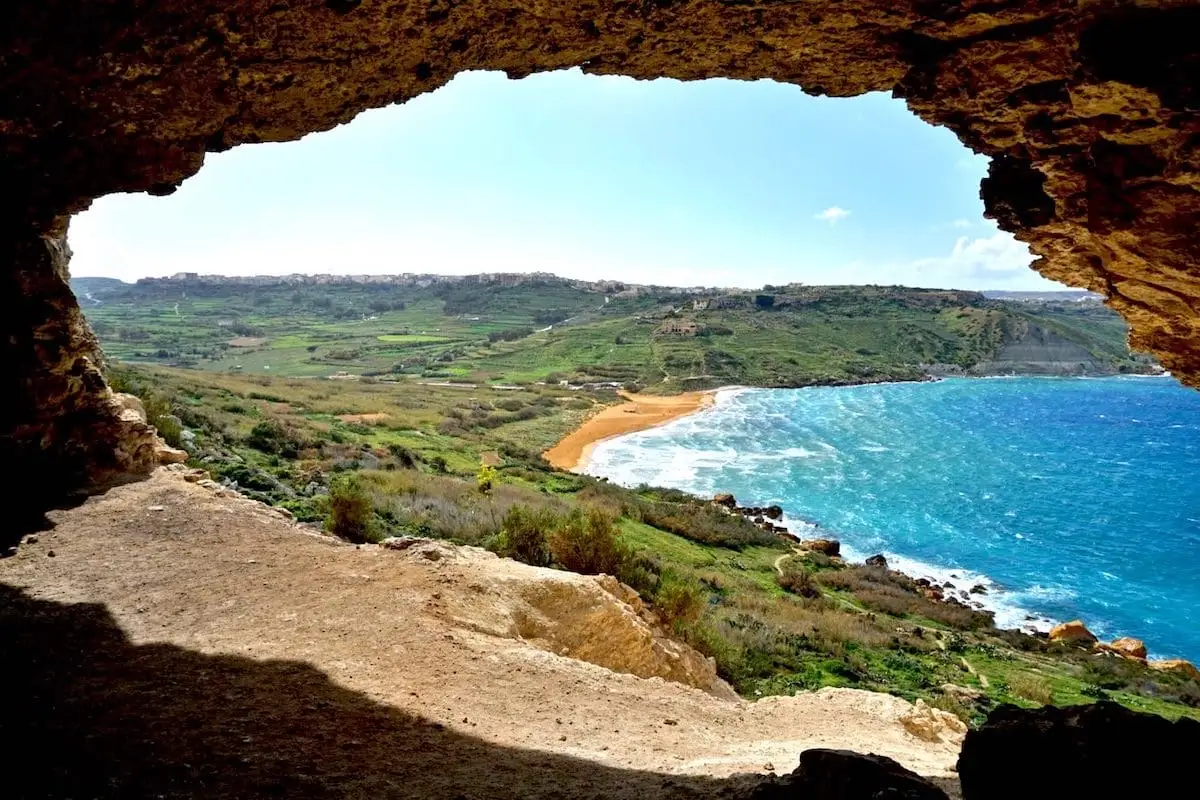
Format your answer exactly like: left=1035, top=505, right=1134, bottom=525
left=801, top=538, right=842, bottom=558
left=866, top=554, right=889, bottom=569
left=1149, top=658, right=1200, bottom=680
left=1096, top=636, right=1148, bottom=661
left=753, top=748, right=949, bottom=800
left=712, top=493, right=737, bottom=509
left=3, top=2, right=1199, bottom=492
left=958, top=702, right=1200, bottom=800
left=405, top=539, right=737, bottom=699
left=1047, top=619, right=1097, bottom=645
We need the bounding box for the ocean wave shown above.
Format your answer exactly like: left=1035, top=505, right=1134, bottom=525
left=773, top=513, right=1058, bottom=633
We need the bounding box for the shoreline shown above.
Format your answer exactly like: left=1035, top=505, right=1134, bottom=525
left=548, top=376, right=1188, bottom=661
left=543, top=389, right=723, bottom=473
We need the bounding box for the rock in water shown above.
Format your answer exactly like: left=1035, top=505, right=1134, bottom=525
left=753, top=748, right=948, bottom=799
left=1047, top=619, right=1097, bottom=645
left=801, top=538, right=841, bottom=557
left=958, top=702, right=1200, bottom=800
left=712, top=493, right=737, bottom=508
left=764, top=504, right=784, bottom=520
left=865, top=553, right=888, bottom=569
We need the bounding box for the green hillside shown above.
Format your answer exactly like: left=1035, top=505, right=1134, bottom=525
left=74, top=275, right=1157, bottom=387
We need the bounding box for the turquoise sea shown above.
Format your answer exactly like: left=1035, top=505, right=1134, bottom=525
left=586, top=377, right=1200, bottom=660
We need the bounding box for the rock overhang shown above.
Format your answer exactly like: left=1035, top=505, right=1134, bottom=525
left=1, top=0, right=1197, bottom=494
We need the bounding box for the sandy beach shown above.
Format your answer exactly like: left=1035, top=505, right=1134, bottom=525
left=544, top=390, right=717, bottom=473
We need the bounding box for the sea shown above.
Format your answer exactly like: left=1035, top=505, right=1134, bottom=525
left=585, top=376, right=1200, bottom=661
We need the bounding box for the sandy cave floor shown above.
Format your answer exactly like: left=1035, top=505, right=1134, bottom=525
left=1, top=469, right=963, bottom=799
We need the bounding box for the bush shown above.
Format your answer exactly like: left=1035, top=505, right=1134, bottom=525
left=326, top=474, right=376, bottom=543
left=548, top=507, right=629, bottom=576
left=476, top=464, right=498, bottom=495
left=816, top=566, right=994, bottom=630
left=776, top=558, right=820, bottom=598
left=495, top=504, right=555, bottom=567
left=655, top=576, right=704, bottom=628
left=1008, top=672, right=1054, bottom=705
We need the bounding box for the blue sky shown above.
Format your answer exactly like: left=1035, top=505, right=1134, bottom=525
left=72, top=69, right=1062, bottom=290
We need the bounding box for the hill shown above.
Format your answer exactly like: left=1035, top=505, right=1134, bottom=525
left=72, top=274, right=1160, bottom=388
left=58, top=273, right=1196, bottom=731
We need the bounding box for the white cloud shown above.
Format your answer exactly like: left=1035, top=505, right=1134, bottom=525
left=814, top=206, right=851, bottom=225
left=951, top=218, right=971, bottom=229
left=907, top=230, right=1065, bottom=289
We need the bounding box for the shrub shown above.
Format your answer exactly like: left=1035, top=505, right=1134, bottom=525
left=387, top=443, right=421, bottom=469
left=476, top=464, right=498, bottom=495
left=246, top=419, right=292, bottom=455
left=495, top=504, right=555, bottom=567
left=777, top=559, right=820, bottom=598
left=326, top=474, right=376, bottom=543
left=655, top=576, right=704, bottom=628
left=548, top=507, right=630, bottom=576
left=1008, top=672, right=1054, bottom=705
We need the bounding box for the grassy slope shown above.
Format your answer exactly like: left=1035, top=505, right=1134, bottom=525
left=77, top=278, right=1154, bottom=388
left=83, top=278, right=1192, bottom=724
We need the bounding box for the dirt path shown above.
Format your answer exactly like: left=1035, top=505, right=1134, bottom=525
left=543, top=391, right=717, bottom=472
left=2, top=470, right=965, bottom=799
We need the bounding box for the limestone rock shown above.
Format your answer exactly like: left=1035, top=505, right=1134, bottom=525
left=1149, top=659, right=1200, bottom=680
left=712, top=493, right=737, bottom=508
left=865, top=553, right=889, bottom=569
left=1096, top=636, right=1147, bottom=661
left=800, top=538, right=841, bottom=557
left=1048, top=619, right=1097, bottom=645
left=395, top=543, right=736, bottom=699
left=899, top=698, right=968, bottom=743
left=155, top=443, right=189, bottom=465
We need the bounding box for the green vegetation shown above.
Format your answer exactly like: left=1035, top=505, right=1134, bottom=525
left=75, top=276, right=1157, bottom=389
left=83, top=275, right=1190, bottom=727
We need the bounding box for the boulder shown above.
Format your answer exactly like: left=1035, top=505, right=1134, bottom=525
left=155, top=443, right=189, bottom=464
left=800, top=538, right=841, bottom=557
left=1149, top=659, right=1200, bottom=680
left=764, top=504, right=784, bottom=520
left=970, top=583, right=987, bottom=595
left=752, top=748, right=948, bottom=800
left=1047, top=619, right=1097, bottom=645
left=899, top=698, right=968, bottom=742
left=958, top=702, right=1200, bottom=800
left=712, top=492, right=737, bottom=508
left=1096, top=636, right=1147, bottom=661
left=865, top=553, right=888, bottom=569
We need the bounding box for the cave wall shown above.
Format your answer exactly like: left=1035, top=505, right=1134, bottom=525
left=2, top=0, right=1197, bottom=488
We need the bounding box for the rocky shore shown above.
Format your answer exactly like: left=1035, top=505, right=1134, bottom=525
left=708, top=491, right=1200, bottom=678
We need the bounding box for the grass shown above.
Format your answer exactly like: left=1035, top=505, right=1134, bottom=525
left=75, top=277, right=1156, bottom=388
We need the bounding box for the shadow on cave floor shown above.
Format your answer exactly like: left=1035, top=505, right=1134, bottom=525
left=4, top=472, right=150, bottom=555
left=0, top=584, right=770, bottom=800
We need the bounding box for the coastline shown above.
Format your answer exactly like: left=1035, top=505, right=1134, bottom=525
left=543, top=390, right=721, bottom=473
left=551, top=376, right=1193, bottom=661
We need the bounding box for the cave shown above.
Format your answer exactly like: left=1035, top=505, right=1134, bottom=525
left=3, top=0, right=1198, bottom=501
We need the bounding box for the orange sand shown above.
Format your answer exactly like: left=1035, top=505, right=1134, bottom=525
left=544, top=391, right=716, bottom=473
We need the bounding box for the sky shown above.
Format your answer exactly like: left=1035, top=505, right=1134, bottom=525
left=71, top=69, right=1064, bottom=291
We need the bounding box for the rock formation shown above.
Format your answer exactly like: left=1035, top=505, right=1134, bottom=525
left=1095, top=635, right=1148, bottom=661
left=1047, top=619, right=1097, bottom=645
left=754, top=749, right=950, bottom=800
left=1150, top=658, right=1200, bottom=680
left=3, top=2, right=1199, bottom=493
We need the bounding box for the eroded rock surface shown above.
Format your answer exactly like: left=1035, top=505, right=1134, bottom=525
left=2, top=1, right=1198, bottom=488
